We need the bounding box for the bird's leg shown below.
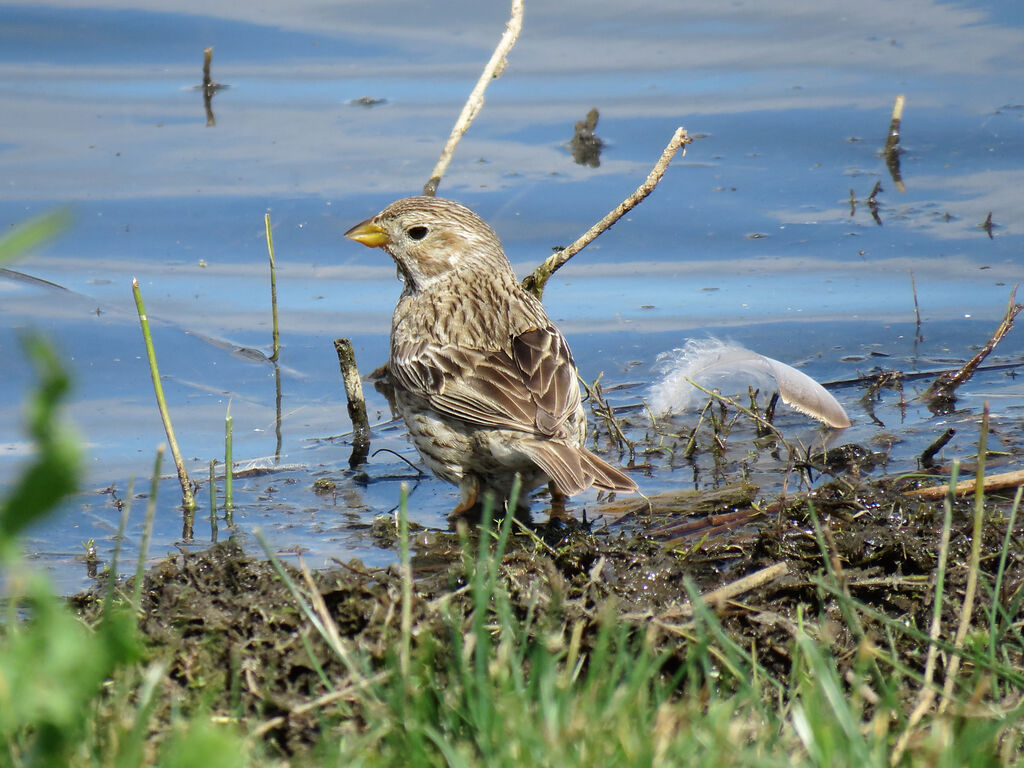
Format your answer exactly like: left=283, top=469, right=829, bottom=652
left=451, top=477, right=480, bottom=516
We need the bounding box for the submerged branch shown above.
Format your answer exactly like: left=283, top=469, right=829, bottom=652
left=923, top=285, right=1022, bottom=409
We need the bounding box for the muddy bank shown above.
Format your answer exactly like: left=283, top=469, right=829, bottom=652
left=71, top=471, right=1023, bottom=758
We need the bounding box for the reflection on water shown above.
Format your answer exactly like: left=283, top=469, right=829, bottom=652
left=2, top=0, right=1024, bottom=593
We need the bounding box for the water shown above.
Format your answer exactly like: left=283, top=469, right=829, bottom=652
left=2, top=0, right=1023, bottom=593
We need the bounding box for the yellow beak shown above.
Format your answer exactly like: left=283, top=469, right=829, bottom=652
left=345, top=219, right=391, bottom=248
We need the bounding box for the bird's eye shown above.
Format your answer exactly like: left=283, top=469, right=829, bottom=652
left=407, top=225, right=429, bottom=241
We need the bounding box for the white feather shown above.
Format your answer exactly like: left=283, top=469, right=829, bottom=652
left=647, top=339, right=850, bottom=428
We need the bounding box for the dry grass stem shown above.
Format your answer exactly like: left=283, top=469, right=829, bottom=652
left=423, top=0, right=524, bottom=196
left=939, top=408, right=988, bottom=715
left=522, top=126, right=692, bottom=299
left=891, top=462, right=956, bottom=764
left=685, top=378, right=793, bottom=451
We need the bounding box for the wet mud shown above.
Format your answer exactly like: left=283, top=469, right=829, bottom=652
left=72, top=468, right=1024, bottom=757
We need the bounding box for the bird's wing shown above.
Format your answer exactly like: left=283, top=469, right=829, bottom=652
left=389, top=326, right=581, bottom=437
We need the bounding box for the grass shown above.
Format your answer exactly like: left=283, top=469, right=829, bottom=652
left=1, top=336, right=1023, bottom=766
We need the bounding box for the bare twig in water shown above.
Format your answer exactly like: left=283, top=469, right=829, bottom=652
left=884, top=94, right=906, bottom=193
left=866, top=180, right=883, bottom=226
left=980, top=211, right=995, bottom=239
left=919, top=427, right=955, bottom=469
left=522, top=127, right=692, bottom=300
left=909, top=269, right=922, bottom=343
left=202, top=48, right=215, bottom=127
left=202, top=47, right=214, bottom=89
left=924, top=285, right=1022, bottom=409
left=423, top=0, right=524, bottom=196
left=334, top=338, right=371, bottom=467
left=200, top=47, right=227, bottom=127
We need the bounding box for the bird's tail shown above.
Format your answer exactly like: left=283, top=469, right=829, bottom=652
left=519, top=439, right=637, bottom=496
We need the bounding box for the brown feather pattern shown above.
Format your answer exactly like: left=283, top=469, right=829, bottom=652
left=345, top=196, right=637, bottom=511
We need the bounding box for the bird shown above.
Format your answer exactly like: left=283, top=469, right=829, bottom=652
left=345, top=195, right=637, bottom=515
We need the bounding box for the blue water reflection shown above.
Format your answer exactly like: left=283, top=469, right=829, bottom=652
left=2, top=0, right=1023, bottom=593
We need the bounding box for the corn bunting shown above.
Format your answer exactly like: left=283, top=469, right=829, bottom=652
left=346, top=196, right=636, bottom=514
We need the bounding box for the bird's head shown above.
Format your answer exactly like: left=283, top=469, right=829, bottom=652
left=345, top=196, right=510, bottom=290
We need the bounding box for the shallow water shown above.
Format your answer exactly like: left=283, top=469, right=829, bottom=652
left=2, top=0, right=1023, bottom=593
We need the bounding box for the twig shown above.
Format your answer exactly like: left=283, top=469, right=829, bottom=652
left=201, top=47, right=223, bottom=127
left=580, top=374, right=635, bottom=459
left=334, top=338, right=371, bottom=467
left=910, top=269, right=922, bottom=343
left=919, top=427, right=954, bottom=469
left=132, top=278, right=196, bottom=512
left=265, top=214, right=280, bottom=362
left=686, top=378, right=792, bottom=450
left=884, top=94, right=905, bottom=153
left=924, top=285, right=1022, bottom=407
left=423, top=0, right=524, bottom=196
left=652, top=562, right=789, bottom=621
left=884, top=94, right=906, bottom=193
left=866, top=180, right=883, bottom=226
left=905, top=467, right=1024, bottom=500
left=202, top=47, right=213, bottom=89
left=522, top=127, right=691, bottom=300
left=980, top=211, right=995, bottom=239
